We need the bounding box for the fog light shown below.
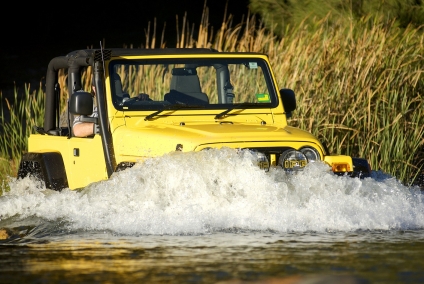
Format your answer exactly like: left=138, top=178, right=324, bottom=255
left=256, top=152, right=270, bottom=171
left=279, top=150, right=307, bottom=172
left=245, top=150, right=270, bottom=171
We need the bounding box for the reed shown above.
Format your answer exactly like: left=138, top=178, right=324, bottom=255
left=0, top=8, right=423, bottom=192
left=0, top=82, right=45, bottom=193
left=269, top=15, right=423, bottom=186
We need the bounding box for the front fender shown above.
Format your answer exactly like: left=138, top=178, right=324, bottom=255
left=17, top=152, right=68, bottom=191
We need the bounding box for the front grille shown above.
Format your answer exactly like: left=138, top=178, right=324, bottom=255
left=242, top=147, right=293, bottom=166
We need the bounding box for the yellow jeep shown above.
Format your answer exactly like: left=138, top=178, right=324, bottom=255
left=18, top=48, right=371, bottom=190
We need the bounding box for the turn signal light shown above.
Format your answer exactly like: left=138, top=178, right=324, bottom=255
left=332, top=163, right=351, bottom=172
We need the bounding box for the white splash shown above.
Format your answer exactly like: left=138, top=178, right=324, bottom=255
left=1, top=148, right=423, bottom=235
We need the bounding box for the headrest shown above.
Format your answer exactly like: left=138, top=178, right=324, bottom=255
left=114, top=73, right=123, bottom=83
left=172, top=68, right=197, bottom=76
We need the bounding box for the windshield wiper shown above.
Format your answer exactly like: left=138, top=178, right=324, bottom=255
left=144, top=104, right=205, bottom=121
left=215, top=103, right=260, bottom=119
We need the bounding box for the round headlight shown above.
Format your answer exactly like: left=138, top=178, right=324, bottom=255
left=300, top=147, right=320, bottom=162
left=279, top=150, right=307, bottom=171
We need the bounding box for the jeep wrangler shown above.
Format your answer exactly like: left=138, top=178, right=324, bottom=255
left=17, top=48, right=371, bottom=190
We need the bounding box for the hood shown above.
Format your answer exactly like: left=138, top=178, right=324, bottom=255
left=113, top=122, right=321, bottom=159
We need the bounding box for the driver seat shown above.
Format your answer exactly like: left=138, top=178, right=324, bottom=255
left=164, top=68, right=209, bottom=104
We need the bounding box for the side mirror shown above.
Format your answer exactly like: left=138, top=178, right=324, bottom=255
left=69, top=91, right=93, bottom=115
left=280, top=88, right=296, bottom=118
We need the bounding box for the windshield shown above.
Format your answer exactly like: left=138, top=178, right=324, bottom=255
left=109, top=58, right=277, bottom=111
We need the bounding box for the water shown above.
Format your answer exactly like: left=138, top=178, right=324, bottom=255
left=1, top=148, right=424, bottom=283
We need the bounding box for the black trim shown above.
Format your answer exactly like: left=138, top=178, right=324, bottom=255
left=349, top=157, right=372, bottom=179
left=93, top=61, right=116, bottom=178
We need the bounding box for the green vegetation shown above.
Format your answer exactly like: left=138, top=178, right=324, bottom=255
left=249, top=0, right=424, bottom=37
left=0, top=82, right=45, bottom=193
left=0, top=3, right=423, bottom=192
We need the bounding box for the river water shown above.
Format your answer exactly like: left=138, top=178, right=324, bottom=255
left=1, top=148, right=424, bottom=283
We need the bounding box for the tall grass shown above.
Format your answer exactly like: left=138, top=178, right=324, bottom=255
left=0, top=82, right=45, bottom=192
left=266, top=15, right=424, bottom=185
left=0, top=8, right=423, bottom=190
